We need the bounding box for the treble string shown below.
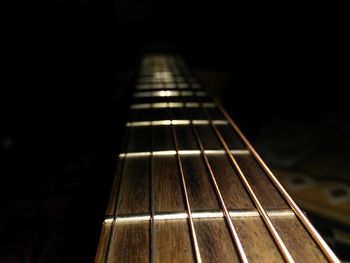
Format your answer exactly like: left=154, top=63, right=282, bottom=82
left=166, top=57, right=203, bottom=263
left=175, top=64, right=249, bottom=262
left=199, top=103, right=295, bottom=263
left=149, top=70, right=156, bottom=263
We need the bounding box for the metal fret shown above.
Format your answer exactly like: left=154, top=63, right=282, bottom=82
left=104, top=209, right=295, bottom=223
left=130, top=102, right=215, bottom=109
left=126, top=119, right=228, bottom=127
left=136, top=83, right=202, bottom=90
left=133, top=90, right=207, bottom=98
left=96, top=54, right=340, bottom=263
left=118, top=149, right=250, bottom=158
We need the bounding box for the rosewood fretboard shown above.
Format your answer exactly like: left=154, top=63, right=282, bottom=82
left=95, top=55, right=339, bottom=263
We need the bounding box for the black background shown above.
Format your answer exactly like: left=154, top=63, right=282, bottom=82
left=2, top=0, right=349, bottom=261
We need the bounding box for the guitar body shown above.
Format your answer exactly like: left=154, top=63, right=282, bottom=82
left=95, top=55, right=339, bottom=262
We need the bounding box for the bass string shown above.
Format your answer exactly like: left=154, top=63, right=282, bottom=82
left=179, top=85, right=249, bottom=262
left=130, top=54, right=290, bottom=262
left=199, top=103, right=295, bottom=263
left=170, top=52, right=295, bottom=261
left=166, top=55, right=250, bottom=263
left=215, top=97, right=340, bottom=263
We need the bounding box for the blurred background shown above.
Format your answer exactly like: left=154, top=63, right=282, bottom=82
left=2, top=0, right=349, bottom=261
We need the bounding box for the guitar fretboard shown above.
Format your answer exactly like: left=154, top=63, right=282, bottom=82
left=96, top=55, right=339, bottom=263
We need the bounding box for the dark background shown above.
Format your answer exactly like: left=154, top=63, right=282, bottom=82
left=2, top=0, right=349, bottom=261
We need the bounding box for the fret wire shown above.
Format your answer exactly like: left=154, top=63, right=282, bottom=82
left=100, top=55, right=339, bottom=262
left=107, top=209, right=295, bottom=223
left=215, top=101, right=341, bottom=263
left=130, top=102, right=215, bottom=109
left=126, top=120, right=228, bottom=127
left=168, top=100, right=203, bottom=263
left=135, top=82, right=202, bottom=90
left=201, top=105, right=295, bottom=263
left=133, top=90, right=206, bottom=98
left=184, top=106, right=249, bottom=263
left=118, top=149, right=250, bottom=158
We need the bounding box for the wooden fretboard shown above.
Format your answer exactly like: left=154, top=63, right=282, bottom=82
left=95, top=55, right=339, bottom=262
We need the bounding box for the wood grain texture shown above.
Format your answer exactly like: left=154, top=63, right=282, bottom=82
left=194, top=218, right=240, bottom=263
left=171, top=107, right=187, bottom=119
left=155, top=219, right=194, bottom=262
left=126, top=127, right=150, bottom=152
left=106, top=158, right=125, bottom=216
left=107, top=221, right=149, bottom=262
left=96, top=55, right=338, bottom=263
left=207, top=155, right=255, bottom=209
left=181, top=155, right=220, bottom=211
left=187, top=107, right=206, bottom=120
left=206, top=107, right=226, bottom=120
left=216, top=125, right=245, bottom=149
left=152, top=108, right=170, bottom=120
left=130, top=108, right=168, bottom=122
left=232, top=217, right=284, bottom=262
left=95, top=222, right=112, bottom=263
left=129, top=108, right=148, bottom=122
left=195, top=125, right=222, bottom=150
left=153, top=156, right=185, bottom=212
left=117, top=156, right=149, bottom=215
left=271, top=215, right=328, bottom=262
left=234, top=154, right=289, bottom=209
left=152, top=126, right=174, bottom=151
left=175, top=125, right=198, bottom=150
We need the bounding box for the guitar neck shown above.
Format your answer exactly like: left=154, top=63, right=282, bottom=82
left=96, top=55, right=339, bottom=263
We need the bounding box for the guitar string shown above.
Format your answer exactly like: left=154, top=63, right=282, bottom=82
left=104, top=56, right=158, bottom=262
left=172, top=53, right=295, bottom=261
left=169, top=55, right=250, bottom=262
left=199, top=104, right=295, bottom=263
left=103, top=99, right=137, bottom=262
left=155, top=55, right=292, bottom=263
left=146, top=55, right=292, bottom=262
left=141, top=55, right=284, bottom=262
left=149, top=100, right=156, bottom=263
left=136, top=54, right=288, bottom=262
left=215, top=102, right=341, bottom=263
left=165, top=57, right=203, bottom=263
left=176, top=67, right=249, bottom=262
left=102, top=54, right=338, bottom=262
left=103, top=55, right=199, bottom=262
left=148, top=55, right=167, bottom=263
